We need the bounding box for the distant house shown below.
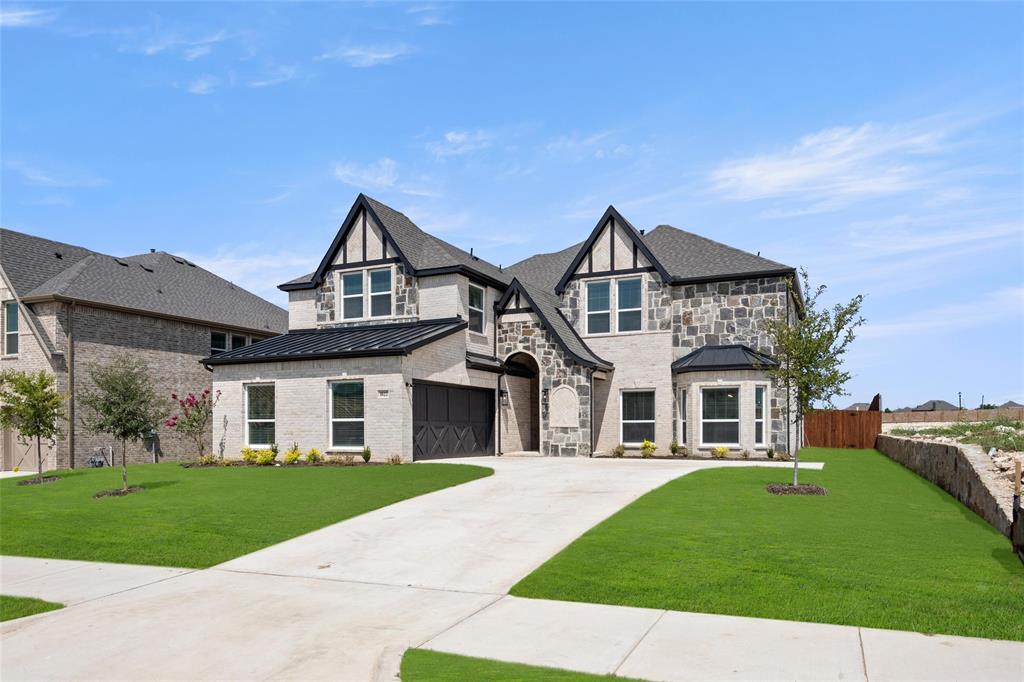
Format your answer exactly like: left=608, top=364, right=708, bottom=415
left=845, top=402, right=870, bottom=411
left=999, top=400, right=1023, bottom=409
left=912, top=399, right=958, bottom=412
left=0, top=229, right=287, bottom=471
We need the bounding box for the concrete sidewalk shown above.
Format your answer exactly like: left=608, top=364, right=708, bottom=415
left=422, top=595, right=1024, bottom=681
left=1, top=556, right=192, bottom=606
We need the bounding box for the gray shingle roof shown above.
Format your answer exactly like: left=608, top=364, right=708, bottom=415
left=671, top=344, right=777, bottom=373
left=913, top=400, right=958, bottom=412
left=203, top=317, right=466, bottom=365
left=643, top=225, right=793, bottom=283
left=1, top=229, right=287, bottom=335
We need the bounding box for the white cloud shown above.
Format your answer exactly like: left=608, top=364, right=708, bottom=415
left=5, top=160, right=107, bottom=188
left=428, top=130, right=493, bottom=158
left=860, top=286, right=1024, bottom=340
left=247, top=65, right=298, bottom=88
left=254, top=190, right=291, bottom=205
left=333, top=158, right=398, bottom=189
left=186, top=74, right=218, bottom=95
left=183, top=45, right=212, bottom=61
left=545, top=131, right=635, bottom=161
left=0, top=7, right=57, bottom=28
left=709, top=121, right=950, bottom=204
left=314, top=44, right=412, bottom=67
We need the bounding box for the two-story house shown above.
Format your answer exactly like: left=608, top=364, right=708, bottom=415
left=207, top=194, right=800, bottom=461
left=0, top=229, right=287, bottom=471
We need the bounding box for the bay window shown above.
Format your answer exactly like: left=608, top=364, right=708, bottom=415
left=246, top=384, right=276, bottom=447
left=331, top=381, right=365, bottom=449
left=617, top=278, right=642, bottom=332
left=621, top=390, right=655, bottom=445
left=586, top=281, right=610, bottom=334
left=701, top=387, right=739, bottom=445
left=755, top=385, right=766, bottom=446
left=468, top=284, right=485, bottom=334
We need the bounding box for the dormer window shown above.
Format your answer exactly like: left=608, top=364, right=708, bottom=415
left=339, top=267, right=393, bottom=321
left=468, top=284, right=485, bottom=334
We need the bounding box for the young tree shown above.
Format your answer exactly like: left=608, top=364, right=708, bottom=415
left=763, top=268, right=866, bottom=486
left=0, top=370, right=64, bottom=482
left=79, top=354, right=166, bottom=492
left=165, top=388, right=220, bottom=459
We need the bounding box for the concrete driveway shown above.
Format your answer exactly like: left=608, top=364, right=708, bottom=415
left=1, top=457, right=818, bottom=681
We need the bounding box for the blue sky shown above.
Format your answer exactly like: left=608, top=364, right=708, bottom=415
left=2, top=2, right=1022, bottom=408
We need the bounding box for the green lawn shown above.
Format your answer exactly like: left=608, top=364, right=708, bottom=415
left=400, top=649, right=642, bottom=681
left=511, top=448, right=1024, bottom=642
left=1, top=462, right=490, bottom=568
left=1, top=595, right=64, bottom=622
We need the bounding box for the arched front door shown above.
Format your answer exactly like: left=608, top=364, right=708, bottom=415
left=502, top=352, right=540, bottom=453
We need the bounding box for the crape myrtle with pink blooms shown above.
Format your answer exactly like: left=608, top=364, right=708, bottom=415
left=165, top=388, right=220, bottom=459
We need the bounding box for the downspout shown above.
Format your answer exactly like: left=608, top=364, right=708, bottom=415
left=67, top=301, right=76, bottom=469
left=589, top=369, right=594, bottom=457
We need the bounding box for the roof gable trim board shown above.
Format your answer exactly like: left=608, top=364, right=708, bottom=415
left=554, top=206, right=672, bottom=295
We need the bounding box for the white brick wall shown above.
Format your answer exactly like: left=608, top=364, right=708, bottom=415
left=588, top=331, right=675, bottom=453
left=287, top=290, right=316, bottom=330
left=677, top=370, right=773, bottom=454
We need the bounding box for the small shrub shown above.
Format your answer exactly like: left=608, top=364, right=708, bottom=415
left=283, top=446, right=301, bottom=465
left=712, top=446, right=729, bottom=459
left=640, top=439, right=657, bottom=458
left=612, top=444, right=625, bottom=458
left=270, top=443, right=280, bottom=457
left=680, top=446, right=690, bottom=458
left=198, top=453, right=218, bottom=466
left=361, top=446, right=371, bottom=463
left=339, top=453, right=355, bottom=466
left=255, top=449, right=277, bottom=466
left=741, top=449, right=751, bottom=459
left=241, top=447, right=258, bottom=464
left=387, top=454, right=402, bottom=465
left=306, top=448, right=323, bottom=464
left=775, top=449, right=791, bottom=461
left=669, top=439, right=680, bottom=455
left=767, top=447, right=775, bottom=459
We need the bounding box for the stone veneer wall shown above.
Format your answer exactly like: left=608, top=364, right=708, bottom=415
left=497, top=318, right=591, bottom=456
left=876, top=435, right=1013, bottom=537
left=317, top=263, right=418, bottom=326
left=671, top=276, right=789, bottom=354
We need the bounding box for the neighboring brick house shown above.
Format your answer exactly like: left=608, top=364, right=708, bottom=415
left=0, top=229, right=287, bottom=471
left=208, top=195, right=801, bottom=462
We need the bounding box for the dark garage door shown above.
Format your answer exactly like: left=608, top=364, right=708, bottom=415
left=413, top=382, right=495, bottom=460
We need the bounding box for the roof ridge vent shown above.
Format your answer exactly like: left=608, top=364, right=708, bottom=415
left=140, top=263, right=154, bottom=273
left=114, top=258, right=129, bottom=266
left=171, top=256, right=186, bottom=264
left=55, top=251, right=63, bottom=260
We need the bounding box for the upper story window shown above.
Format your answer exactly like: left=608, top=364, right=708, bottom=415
left=585, top=277, right=642, bottom=335
left=586, top=281, right=610, bottom=334
left=369, top=268, right=392, bottom=318
left=3, top=301, right=18, bottom=355
left=339, top=267, right=393, bottom=321
left=342, top=272, right=364, bottom=319
left=468, top=284, right=485, bottom=334
left=617, top=278, right=642, bottom=332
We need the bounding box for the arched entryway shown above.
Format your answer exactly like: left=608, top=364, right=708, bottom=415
left=502, top=352, right=540, bottom=453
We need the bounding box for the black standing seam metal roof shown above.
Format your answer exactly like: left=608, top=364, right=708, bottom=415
left=671, top=344, right=778, bottom=373
left=203, top=317, right=468, bottom=365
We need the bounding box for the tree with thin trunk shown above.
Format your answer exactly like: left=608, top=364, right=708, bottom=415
left=79, top=354, right=166, bottom=492
left=763, top=268, right=866, bottom=486
left=0, top=370, right=64, bottom=481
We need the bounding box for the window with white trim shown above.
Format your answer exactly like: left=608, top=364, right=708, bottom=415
left=210, top=331, right=228, bottom=355
left=468, top=284, right=485, bottom=334
left=330, top=381, right=364, bottom=449
left=246, top=384, right=275, bottom=447
left=621, top=390, right=655, bottom=445
left=617, top=278, right=642, bottom=332
left=679, top=388, right=687, bottom=444
left=4, top=301, right=19, bottom=355
left=369, top=268, right=392, bottom=318
left=701, top=387, right=739, bottom=445
left=341, top=272, right=364, bottom=319
left=586, top=281, right=610, bottom=334
left=231, top=334, right=248, bottom=350
left=755, top=385, right=766, bottom=446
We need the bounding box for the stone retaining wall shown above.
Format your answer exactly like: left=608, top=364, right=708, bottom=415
left=875, top=435, right=1012, bottom=536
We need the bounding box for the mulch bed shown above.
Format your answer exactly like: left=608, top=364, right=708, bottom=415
left=766, top=483, right=828, bottom=496
left=180, top=460, right=388, bottom=469
left=16, top=476, right=62, bottom=486
left=93, top=486, right=144, bottom=498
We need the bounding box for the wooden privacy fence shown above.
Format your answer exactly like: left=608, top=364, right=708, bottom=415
left=805, top=410, right=881, bottom=449
left=882, top=407, right=1024, bottom=424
